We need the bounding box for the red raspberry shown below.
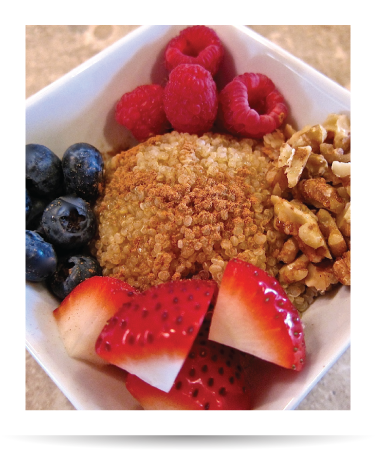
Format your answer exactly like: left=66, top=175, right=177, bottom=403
left=163, top=64, right=218, bottom=135
left=165, top=26, right=224, bottom=76
left=219, top=73, right=288, bottom=139
left=115, top=84, right=170, bottom=142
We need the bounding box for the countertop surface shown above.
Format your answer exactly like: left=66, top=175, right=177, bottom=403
left=25, top=25, right=350, bottom=411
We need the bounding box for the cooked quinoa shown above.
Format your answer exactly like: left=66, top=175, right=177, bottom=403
left=93, top=132, right=285, bottom=291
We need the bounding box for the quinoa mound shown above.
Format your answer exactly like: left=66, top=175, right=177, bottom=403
left=93, top=131, right=285, bottom=291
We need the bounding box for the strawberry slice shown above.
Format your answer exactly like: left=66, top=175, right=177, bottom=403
left=208, top=258, right=306, bottom=371
left=125, top=312, right=253, bottom=410
left=53, top=276, right=136, bottom=365
left=95, top=279, right=218, bottom=392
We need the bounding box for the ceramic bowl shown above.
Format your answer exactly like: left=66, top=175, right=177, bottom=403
left=26, top=25, right=350, bottom=410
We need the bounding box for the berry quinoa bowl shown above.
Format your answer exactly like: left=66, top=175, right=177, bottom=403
left=26, top=26, right=350, bottom=414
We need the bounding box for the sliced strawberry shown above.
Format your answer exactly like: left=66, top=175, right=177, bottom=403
left=53, top=276, right=136, bottom=365
left=95, top=279, right=218, bottom=392
left=125, top=312, right=252, bottom=410
left=208, top=258, right=306, bottom=371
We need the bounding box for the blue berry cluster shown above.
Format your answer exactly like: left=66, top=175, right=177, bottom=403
left=26, top=142, right=104, bottom=300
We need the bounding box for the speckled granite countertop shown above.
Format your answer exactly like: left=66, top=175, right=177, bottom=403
left=25, top=25, right=350, bottom=410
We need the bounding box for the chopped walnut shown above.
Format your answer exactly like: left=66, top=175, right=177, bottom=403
left=287, top=124, right=328, bottom=152
left=319, top=143, right=351, bottom=164
left=331, top=161, right=351, bottom=178
left=317, top=209, right=348, bottom=258
left=278, top=144, right=312, bottom=188
left=295, top=237, right=331, bottom=264
left=321, top=165, right=343, bottom=186
left=333, top=251, right=350, bottom=285
left=336, top=202, right=350, bottom=237
left=340, top=175, right=351, bottom=197
left=278, top=236, right=300, bottom=264
left=305, top=260, right=339, bottom=293
left=278, top=254, right=310, bottom=284
left=332, top=160, right=351, bottom=197
left=323, top=113, right=350, bottom=152
left=266, top=165, right=289, bottom=196
left=336, top=186, right=350, bottom=202
left=271, top=195, right=331, bottom=263
left=304, top=153, right=329, bottom=178
left=284, top=123, right=297, bottom=140
left=296, top=178, right=346, bottom=214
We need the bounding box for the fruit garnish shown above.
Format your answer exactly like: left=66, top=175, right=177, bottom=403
left=164, top=25, right=224, bottom=76
left=115, top=84, right=170, bottom=142
left=26, top=189, right=32, bottom=220
left=208, top=258, right=306, bottom=371
left=163, top=63, right=218, bottom=135
left=48, top=254, right=102, bottom=300
left=53, top=276, right=136, bottom=365
left=41, top=195, right=96, bottom=250
left=26, top=143, right=64, bottom=199
left=95, top=279, right=218, bottom=392
left=125, top=312, right=252, bottom=410
left=62, top=142, right=104, bottom=202
left=218, top=72, right=288, bottom=139
left=26, top=230, right=57, bottom=282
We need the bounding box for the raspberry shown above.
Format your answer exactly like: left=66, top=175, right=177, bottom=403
left=115, top=84, right=170, bottom=142
left=163, top=64, right=218, bottom=135
left=165, top=26, right=224, bottom=76
left=219, top=73, right=288, bottom=139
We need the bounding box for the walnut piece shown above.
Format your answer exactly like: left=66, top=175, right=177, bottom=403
left=278, top=254, right=310, bottom=284
left=278, top=144, right=312, bottom=188
left=323, top=113, right=350, bottom=152
left=287, top=124, right=328, bottom=152
left=319, top=143, right=351, bottom=164
left=336, top=202, right=350, bottom=237
left=305, top=261, right=339, bottom=293
left=271, top=195, right=331, bottom=262
left=331, top=161, right=351, bottom=178
left=304, top=153, right=329, bottom=178
left=317, top=209, right=348, bottom=257
left=333, top=250, right=351, bottom=285
left=296, top=178, right=346, bottom=214
left=278, top=236, right=300, bottom=264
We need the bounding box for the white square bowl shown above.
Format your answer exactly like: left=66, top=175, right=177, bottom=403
left=26, top=25, right=350, bottom=410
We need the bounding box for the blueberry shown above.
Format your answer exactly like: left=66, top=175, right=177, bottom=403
left=41, top=195, right=96, bottom=250
left=62, top=143, right=104, bottom=202
left=48, top=254, right=102, bottom=300
left=26, top=230, right=57, bottom=282
left=26, top=144, right=63, bottom=199
left=26, top=195, right=49, bottom=234
left=26, top=189, right=32, bottom=221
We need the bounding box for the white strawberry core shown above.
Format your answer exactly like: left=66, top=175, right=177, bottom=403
left=123, top=353, right=185, bottom=393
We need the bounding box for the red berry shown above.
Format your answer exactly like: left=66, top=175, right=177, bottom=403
left=125, top=311, right=253, bottom=410
left=219, top=73, right=288, bottom=139
left=95, top=279, right=218, bottom=393
left=115, top=84, right=170, bottom=142
left=165, top=25, right=224, bottom=76
left=53, top=276, right=137, bottom=366
left=208, top=258, right=306, bottom=371
left=163, top=64, right=218, bottom=135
